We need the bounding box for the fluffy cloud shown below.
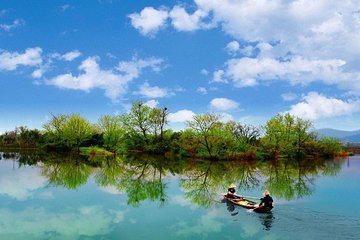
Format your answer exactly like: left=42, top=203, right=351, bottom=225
left=168, top=109, right=195, bottom=123
left=135, top=82, right=169, bottom=98
left=210, top=98, right=239, bottom=111
left=225, top=41, right=240, bottom=55
left=144, top=99, right=159, bottom=108
left=128, top=7, right=169, bottom=36
left=0, top=18, right=25, bottom=31
left=288, top=92, right=360, bottom=120
left=47, top=57, right=163, bottom=102
left=129, top=5, right=214, bottom=36
left=222, top=56, right=346, bottom=87
left=0, top=47, right=42, bottom=71
left=169, top=6, right=209, bottom=31
left=132, top=1, right=360, bottom=94
left=61, top=50, right=82, bottom=61
left=212, top=70, right=227, bottom=83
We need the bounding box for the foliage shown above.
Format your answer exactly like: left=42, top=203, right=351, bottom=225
left=42, top=113, right=95, bottom=151
left=97, top=115, right=126, bottom=153
left=261, top=113, right=316, bottom=158
left=318, top=137, right=343, bottom=157
left=0, top=102, right=344, bottom=160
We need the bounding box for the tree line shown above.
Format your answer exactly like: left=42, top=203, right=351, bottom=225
left=0, top=101, right=344, bottom=160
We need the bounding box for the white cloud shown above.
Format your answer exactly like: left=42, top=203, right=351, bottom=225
left=133, top=1, right=360, bottom=94
left=0, top=47, right=42, bottom=71
left=212, top=69, right=227, bottom=83
left=225, top=41, right=240, bottom=55
left=47, top=56, right=163, bottom=102
left=210, top=98, right=239, bottom=111
left=128, top=7, right=169, bottom=36
left=0, top=161, right=47, bottom=201
left=0, top=18, right=25, bottom=31
left=135, top=82, right=169, bottom=98
left=288, top=92, right=360, bottom=120
left=61, top=50, right=82, bottom=61
left=197, top=87, right=207, bottom=95
left=281, top=92, right=297, bottom=102
left=223, top=56, right=346, bottom=87
left=193, top=0, right=360, bottom=59
left=144, top=99, right=159, bottom=108
left=168, top=109, right=195, bottom=123
left=169, top=6, right=208, bottom=31
left=31, top=68, right=45, bottom=78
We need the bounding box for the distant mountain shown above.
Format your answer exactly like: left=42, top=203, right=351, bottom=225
left=316, top=128, right=360, bottom=142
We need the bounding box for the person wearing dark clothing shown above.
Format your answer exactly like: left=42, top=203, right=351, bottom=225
left=226, top=184, right=241, bottom=199
left=259, top=190, right=273, bottom=209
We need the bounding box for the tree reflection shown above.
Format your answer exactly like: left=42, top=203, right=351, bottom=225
left=0, top=150, right=346, bottom=208
left=40, top=154, right=93, bottom=189
left=118, top=155, right=169, bottom=207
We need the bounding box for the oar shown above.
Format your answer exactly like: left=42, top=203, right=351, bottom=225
left=239, top=195, right=261, bottom=200
left=222, top=193, right=261, bottom=200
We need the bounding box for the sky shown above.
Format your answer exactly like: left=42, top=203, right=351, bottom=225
left=1, top=0, right=360, bottom=133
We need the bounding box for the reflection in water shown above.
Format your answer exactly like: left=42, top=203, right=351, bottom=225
left=258, top=212, right=274, bottom=231
left=0, top=150, right=344, bottom=207
left=225, top=200, right=238, bottom=216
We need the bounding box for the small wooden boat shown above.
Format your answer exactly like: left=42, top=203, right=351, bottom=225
left=253, top=206, right=273, bottom=213
left=223, top=194, right=272, bottom=213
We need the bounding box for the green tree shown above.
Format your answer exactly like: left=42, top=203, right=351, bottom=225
left=125, top=102, right=152, bottom=139
left=97, top=115, right=126, bottom=153
left=186, top=113, right=221, bottom=157
left=318, top=137, right=343, bottom=157
left=62, top=114, right=95, bottom=151
left=261, top=113, right=315, bottom=158
left=43, top=113, right=69, bottom=147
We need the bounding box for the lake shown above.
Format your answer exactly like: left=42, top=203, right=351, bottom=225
left=0, top=151, right=359, bottom=240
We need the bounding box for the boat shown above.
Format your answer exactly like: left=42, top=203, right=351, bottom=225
left=223, top=194, right=272, bottom=213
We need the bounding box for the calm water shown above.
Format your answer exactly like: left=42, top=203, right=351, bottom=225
left=0, top=151, right=359, bottom=240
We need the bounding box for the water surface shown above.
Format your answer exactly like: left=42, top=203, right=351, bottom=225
left=0, top=152, right=359, bottom=239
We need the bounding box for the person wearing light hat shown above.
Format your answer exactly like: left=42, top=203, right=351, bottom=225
left=227, top=183, right=240, bottom=199
left=258, top=190, right=273, bottom=209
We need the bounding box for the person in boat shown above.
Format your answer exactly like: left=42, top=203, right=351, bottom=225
left=258, top=190, right=273, bottom=209
left=226, top=184, right=242, bottom=199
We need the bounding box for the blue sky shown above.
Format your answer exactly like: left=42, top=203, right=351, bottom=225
left=1, top=0, right=360, bottom=133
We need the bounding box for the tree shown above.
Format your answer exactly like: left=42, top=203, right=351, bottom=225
left=62, top=114, right=95, bottom=151
left=43, top=113, right=95, bottom=150
left=43, top=113, right=69, bottom=146
left=318, top=137, right=343, bottom=157
left=186, top=113, right=221, bottom=157
left=97, top=115, right=126, bottom=153
left=149, top=107, right=168, bottom=141
left=125, top=102, right=152, bottom=139
left=261, top=113, right=315, bottom=158
left=226, top=121, right=260, bottom=153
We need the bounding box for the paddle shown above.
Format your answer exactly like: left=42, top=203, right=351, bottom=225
left=223, top=193, right=261, bottom=200
left=240, top=195, right=261, bottom=200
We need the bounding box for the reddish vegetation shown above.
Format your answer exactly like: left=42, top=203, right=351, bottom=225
left=336, top=152, right=350, bottom=157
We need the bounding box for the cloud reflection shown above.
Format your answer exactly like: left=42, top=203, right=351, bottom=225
left=0, top=161, right=47, bottom=200
left=0, top=205, right=124, bottom=239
